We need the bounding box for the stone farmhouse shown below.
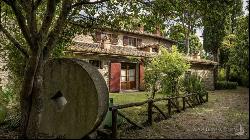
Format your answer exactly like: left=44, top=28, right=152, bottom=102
left=65, top=25, right=218, bottom=92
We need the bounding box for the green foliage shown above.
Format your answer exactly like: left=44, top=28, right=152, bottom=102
left=218, top=68, right=226, bottom=81
left=145, top=46, right=190, bottom=98
left=215, top=81, right=238, bottom=90
left=181, top=73, right=206, bottom=95
left=201, top=0, right=236, bottom=59
left=168, top=25, right=202, bottom=54
left=189, top=35, right=202, bottom=54
left=0, top=105, right=7, bottom=124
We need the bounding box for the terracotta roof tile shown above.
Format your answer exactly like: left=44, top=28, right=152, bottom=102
left=66, top=42, right=156, bottom=57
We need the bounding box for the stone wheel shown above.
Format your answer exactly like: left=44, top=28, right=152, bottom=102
left=37, top=58, right=109, bottom=139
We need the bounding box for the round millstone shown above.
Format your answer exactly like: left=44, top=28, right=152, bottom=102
left=32, top=58, right=109, bottom=139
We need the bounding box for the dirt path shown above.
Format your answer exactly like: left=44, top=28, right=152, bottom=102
left=119, top=87, right=249, bottom=139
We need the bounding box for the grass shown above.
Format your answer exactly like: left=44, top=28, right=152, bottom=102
left=109, top=92, right=166, bottom=105
left=108, top=91, right=192, bottom=129
left=109, top=92, right=167, bottom=126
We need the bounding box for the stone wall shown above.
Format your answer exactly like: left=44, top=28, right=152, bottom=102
left=189, top=64, right=215, bottom=91
left=97, top=60, right=110, bottom=88
left=73, top=31, right=172, bottom=49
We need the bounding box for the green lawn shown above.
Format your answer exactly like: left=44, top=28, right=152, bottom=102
left=108, top=91, right=184, bottom=127
left=109, top=92, right=166, bottom=105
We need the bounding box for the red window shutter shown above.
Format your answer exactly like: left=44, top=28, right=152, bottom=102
left=123, top=35, right=128, bottom=46
left=137, top=38, right=142, bottom=47
left=96, top=31, right=101, bottom=42
left=110, top=63, right=121, bottom=92
left=139, top=63, right=145, bottom=91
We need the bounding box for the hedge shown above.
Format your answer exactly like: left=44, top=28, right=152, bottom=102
left=215, top=81, right=238, bottom=90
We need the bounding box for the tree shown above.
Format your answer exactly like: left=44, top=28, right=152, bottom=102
left=168, top=24, right=202, bottom=54
left=200, top=0, right=236, bottom=86
left=220, top=34, right=237, bottom=81
left=0, top=0, right=143, bottom=138
left=227, top=15, right=249, bottom=86
left=169, top=0, right=202, bottom=56
left=142, top=0, right=202, bottom=55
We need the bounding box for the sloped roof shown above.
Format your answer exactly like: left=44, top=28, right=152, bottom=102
left=66, top=42, right=156, bottom=57
left=66, top=42, right=218, bottom=65
left=99, top=28, right=177, bottom=44
left=185, top=57, right=218, bottom=65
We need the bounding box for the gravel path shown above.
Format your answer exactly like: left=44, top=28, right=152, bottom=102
left=119, top=87, right=249, bottom=139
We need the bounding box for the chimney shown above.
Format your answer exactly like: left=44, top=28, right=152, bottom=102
left=137, top=24, right=144, bottom=33
left=154, top=24, right=161, bottom=36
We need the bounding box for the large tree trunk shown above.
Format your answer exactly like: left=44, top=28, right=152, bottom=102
left=19, top=50, right=45, bottom=138
left=26, top=54, right=45, bottom=138
left=186, top=30, right=190, bottom=56
left=213, top=49, right=220, bottom=89
left=225, top=65, right=230, bottom=81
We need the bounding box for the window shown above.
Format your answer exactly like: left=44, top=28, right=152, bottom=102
left=128, top=37, right=137, bottom=46
left=129, top=69, right=135, bottom=81
left=89, top=60, right=103, bottom=69
left=121, top=69, right=127, bottom=82
left=123, top=35, right=142, bottom=47
left=152, top=48, right=159, bottom=53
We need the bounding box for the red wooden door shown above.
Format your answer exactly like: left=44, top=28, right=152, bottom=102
left=120, top=63, right=136, bottom=90
left=110, top=63, right=121, bottom=92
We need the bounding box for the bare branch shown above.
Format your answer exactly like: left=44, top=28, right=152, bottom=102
left=44, top=0, right=72, bottom=59
left=39, top=0, right=57, bottom=41
left=69, top=20, right=97, bottom=29
left=8, top=1, right=33, bottom=49
left=0, top=24, right=29, bottom=58
left=72, top=0, right=109, bottom=8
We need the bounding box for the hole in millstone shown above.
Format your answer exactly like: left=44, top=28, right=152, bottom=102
left=51, top=91, right=67, bottom=112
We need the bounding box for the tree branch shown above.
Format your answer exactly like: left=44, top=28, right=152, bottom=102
left=8, top=1, right=33, bottom=49
left=72, top=0, right=109, bottom=8
left=39, top=0, right=57, bottom=41
left=69, top=20, right=97, bottom=30
left=43, top=0, right=72, bottom=59
left=0, top=24, right=29, bottom=58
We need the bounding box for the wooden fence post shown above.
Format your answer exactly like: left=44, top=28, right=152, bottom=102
left=111, top=107, right=118, bottom=139
left=182, top=97, right=185, bottom=110
left=206, top=92, right=208, bottom=102
left=195, top=94, right=200, bottom=105
left=147, top=99, right=153, bottom=125
left=168, top=99, right=171, bottom=117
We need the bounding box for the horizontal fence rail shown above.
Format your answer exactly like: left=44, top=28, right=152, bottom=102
left=107, top=92, right=208, bottom=139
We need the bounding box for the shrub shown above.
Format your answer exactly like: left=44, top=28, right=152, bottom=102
left=218, top=68, right=226, bottom=81
left=181, top=73, right=207, bottom=96
left=215, top=81, right=238, bottom=90
left=145, top=46, right=190, bottom=98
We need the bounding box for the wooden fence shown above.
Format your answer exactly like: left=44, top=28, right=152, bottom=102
left=108, top=92, right=208, bottom=139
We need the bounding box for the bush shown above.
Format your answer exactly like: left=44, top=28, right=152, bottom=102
left=218, top=68, right=226, bottom=81
left=145, top=46, right=190, bottom=98
left=215, top=81, right=238, bottom=90
left=181, top=73, right=207, bottom=96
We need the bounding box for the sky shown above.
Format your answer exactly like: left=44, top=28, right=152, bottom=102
left=196, top=0, right=249, bottom=43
